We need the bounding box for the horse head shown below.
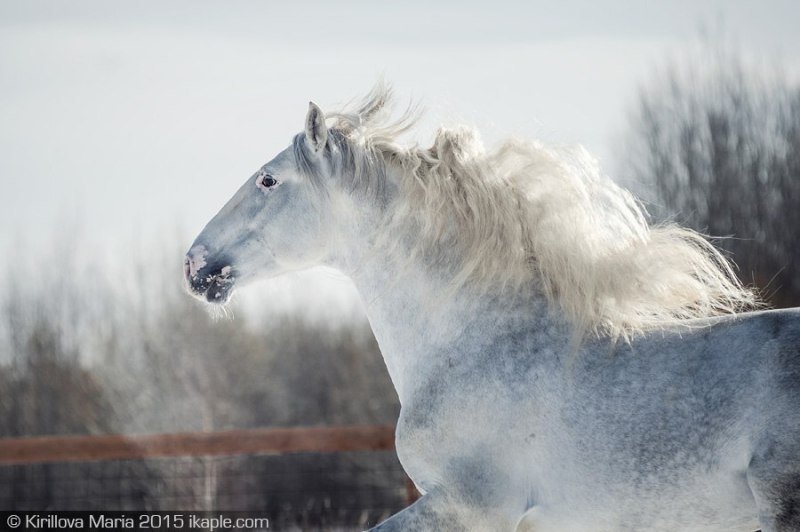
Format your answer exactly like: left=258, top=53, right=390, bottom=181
left=185, top=102, right=337, bottom=304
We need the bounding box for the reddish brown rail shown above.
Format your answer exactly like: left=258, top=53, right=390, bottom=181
left=0, top=425, right=396, bottom=465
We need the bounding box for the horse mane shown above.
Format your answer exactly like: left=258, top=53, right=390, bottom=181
left=315, top=83, right=758, bottom=339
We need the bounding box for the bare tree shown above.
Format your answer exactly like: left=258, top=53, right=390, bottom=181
left=0, top=236, right=401, bottom=515
left=621, top=45, right=800, bottom=307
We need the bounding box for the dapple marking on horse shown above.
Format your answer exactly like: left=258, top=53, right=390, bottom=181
left=185, top=85, right=800, bottom=531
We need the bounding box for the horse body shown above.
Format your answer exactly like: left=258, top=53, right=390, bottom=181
left=349, top=226, right=798, bottom=531
left=185, top=86, right=800, bottom=530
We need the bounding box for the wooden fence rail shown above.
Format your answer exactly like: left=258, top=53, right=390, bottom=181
left=0, top=425, right=397, bottom=466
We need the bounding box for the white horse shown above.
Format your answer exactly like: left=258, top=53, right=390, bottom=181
left=185, top=85, right=800, bottom=531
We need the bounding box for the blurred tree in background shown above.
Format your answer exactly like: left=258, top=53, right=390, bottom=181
left=622, top=44, right=800, bottom=307
left=0, top=241, right=401, bottom=518
left=0, top=241, right=398, bottom=439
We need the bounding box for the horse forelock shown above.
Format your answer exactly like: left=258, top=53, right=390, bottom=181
left=303, top=84, right=759, bottom=339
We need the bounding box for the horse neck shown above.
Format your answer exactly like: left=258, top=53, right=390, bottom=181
left=328, top=187, right=558, bottom=404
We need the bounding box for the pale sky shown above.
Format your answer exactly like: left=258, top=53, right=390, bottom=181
left=1, top=0, right=798, bottom=316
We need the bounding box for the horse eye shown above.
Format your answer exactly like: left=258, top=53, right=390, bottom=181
left=260, top=174, right=278, bottom=188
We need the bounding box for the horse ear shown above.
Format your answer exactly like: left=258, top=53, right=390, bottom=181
left=305, top=101, right=328, bottom=152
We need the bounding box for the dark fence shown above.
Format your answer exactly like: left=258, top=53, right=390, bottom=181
left=0, top=425, right=417, bottom=530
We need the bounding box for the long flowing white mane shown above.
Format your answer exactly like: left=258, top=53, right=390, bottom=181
left=313, top=85, right=758, bottom=338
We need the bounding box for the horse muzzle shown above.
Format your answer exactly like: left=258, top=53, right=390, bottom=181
left=184, top=245, right=236, bottom=304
